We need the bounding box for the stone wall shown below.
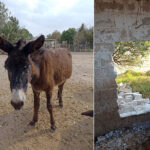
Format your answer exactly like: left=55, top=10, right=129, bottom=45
left=95, top=0, right=150, bottom=137
left=44, top=39, right=56, bottom=49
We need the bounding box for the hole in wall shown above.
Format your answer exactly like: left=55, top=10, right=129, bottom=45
left=114, top=41, right=150, bottom=118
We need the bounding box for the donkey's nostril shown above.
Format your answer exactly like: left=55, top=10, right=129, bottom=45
left=11, top=101, right=24, bottom=110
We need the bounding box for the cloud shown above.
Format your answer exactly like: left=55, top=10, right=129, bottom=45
left=1, top=0, right=93, bottom=36
left=53, top=0, right=79, bottom=15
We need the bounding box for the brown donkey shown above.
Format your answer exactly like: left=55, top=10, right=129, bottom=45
left=0, top=35, right=72, bottom=131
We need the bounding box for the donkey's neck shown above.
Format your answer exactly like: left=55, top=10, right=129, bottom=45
left=28, top=55, right=40, bottom=84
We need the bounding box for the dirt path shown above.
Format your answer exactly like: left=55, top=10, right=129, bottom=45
left=0, top=52, right=93, bottom=150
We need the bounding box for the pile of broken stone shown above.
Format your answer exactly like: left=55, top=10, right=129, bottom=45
left=117, top=82, right=150, bottom=118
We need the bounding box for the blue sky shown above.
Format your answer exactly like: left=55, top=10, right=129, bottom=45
left=2, top=0, right=94, bottom=36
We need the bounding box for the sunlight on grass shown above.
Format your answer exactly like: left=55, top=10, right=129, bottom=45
left=116, top=70, right=150, bottom=98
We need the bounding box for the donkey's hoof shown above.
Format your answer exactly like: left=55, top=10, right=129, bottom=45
left=29, top=121, right=36, bottom=126
left=51, top=126, right=56, bottom=132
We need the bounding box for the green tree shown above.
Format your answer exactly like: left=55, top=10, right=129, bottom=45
left=113, top=41, right=150, bottom=65
left=0, top=1, right=9, bottom=29
left=18, top=28, right=33, bottom=40
left=77, top=23, right=87, bottom=45
left=47, top=30, right=61, bottom=42
left=1, top=16, right=20, bottom=42
left=86, top=27, right=93, bottom=48
left=74, top=24, right=93, bottom=49
left=0, top=1, right=33, bottom=42
left=60, top=28, right=76, bottom=44
left=47, top=33, right=52, bottom=39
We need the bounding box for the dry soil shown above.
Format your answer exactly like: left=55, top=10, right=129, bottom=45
left=0, top=52, right=93, bottom=150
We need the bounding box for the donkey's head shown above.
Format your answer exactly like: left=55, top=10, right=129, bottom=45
left=0, top=35, right=45, bottom=110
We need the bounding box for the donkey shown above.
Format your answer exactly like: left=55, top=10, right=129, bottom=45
left=0, top=35, right=72, bottom=131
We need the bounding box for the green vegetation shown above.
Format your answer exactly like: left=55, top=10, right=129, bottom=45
left=73, top=24, right=93, bottom=49
left=47, top=23, right=93, bottom=50
left=0, top=1, right=33, bottom=42
left=114, top=41, right=150, bottom=65
left=60, top=28, right=76, bottom=44
left=116, top=70, right=150, bottom=98
left=47, top=30, right=61, bottom=42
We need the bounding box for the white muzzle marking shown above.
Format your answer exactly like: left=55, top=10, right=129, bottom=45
left=11, top=89, right=26, bottom=103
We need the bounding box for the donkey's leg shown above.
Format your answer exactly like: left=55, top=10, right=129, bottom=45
left=57, top=82, right=65, bottom=108
left=46, top=89, right=56, bottom=131
left=29, top=90, right=40, bottom=126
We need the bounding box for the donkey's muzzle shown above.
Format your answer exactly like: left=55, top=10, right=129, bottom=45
left=11, top=101, right=24, bottom=110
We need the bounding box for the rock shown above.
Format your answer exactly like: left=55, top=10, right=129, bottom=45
left=117, top=83, right=150, bottom=118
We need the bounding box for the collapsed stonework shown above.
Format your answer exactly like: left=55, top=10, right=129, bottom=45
left=95, top=0, right=150, bottom=137
left=118, top=83, right=150, bottom=118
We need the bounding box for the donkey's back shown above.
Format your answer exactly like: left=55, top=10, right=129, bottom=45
left=51, top=48, right=72, bottom=86
left=30, top=48, right=72, bottom=91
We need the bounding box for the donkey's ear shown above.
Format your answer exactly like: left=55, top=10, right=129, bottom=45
left=22, top=35, right=45, bottom=56
left=0, top=37, right=14, bottom=53
left=32, top=35, right=45, bottom=50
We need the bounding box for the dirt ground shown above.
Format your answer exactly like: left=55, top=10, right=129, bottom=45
left=0, top=52, right=93, bottom=150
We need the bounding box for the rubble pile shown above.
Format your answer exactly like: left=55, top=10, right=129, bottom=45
left=117, top=83, right=150, bottom=117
